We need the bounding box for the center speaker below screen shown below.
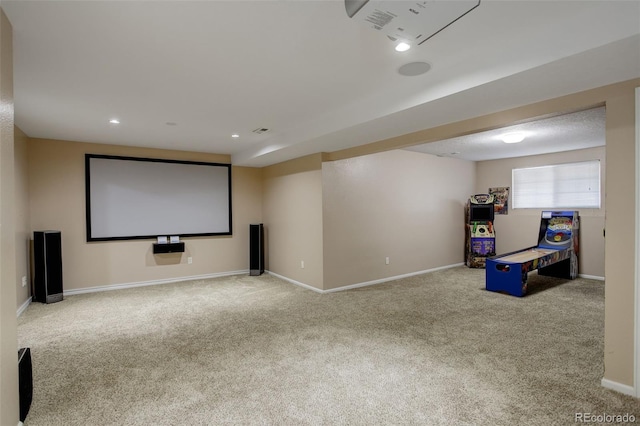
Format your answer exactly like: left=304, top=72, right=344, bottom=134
left=249, top=224, right=264, bottom=276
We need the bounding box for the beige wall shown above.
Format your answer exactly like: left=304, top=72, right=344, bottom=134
left=322, top=150, right=475, bottom=289
left=27, top=138, right=262, bottom=292
left=476, top=147, right=605, bottom=277
left=15, top=127, right=30, bottom=307
left=603, top=92, right=636, bottom=387
left=0, top=8, right=19, bottom=425
left=262, top=154, right=324, bottom=290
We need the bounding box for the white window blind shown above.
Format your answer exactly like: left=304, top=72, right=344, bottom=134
left=512, top=160, right=600, bottom=209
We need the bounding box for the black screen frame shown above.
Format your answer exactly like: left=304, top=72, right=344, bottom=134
left=85, top=154, right=232, bottom=242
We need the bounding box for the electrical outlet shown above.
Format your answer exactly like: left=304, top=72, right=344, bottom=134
left=21, top=276, right=27, bottom=287
left=301, top=260, right=305, bottom=269
left=187, top=257, right=193, bottom=264
left=385, top=257, right=390, bottom=265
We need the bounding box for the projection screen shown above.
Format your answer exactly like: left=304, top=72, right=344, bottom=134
left=85, top=154, right=232, bottom=241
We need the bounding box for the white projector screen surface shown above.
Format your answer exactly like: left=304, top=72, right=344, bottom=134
left=86, top=155, right=232, bottom=241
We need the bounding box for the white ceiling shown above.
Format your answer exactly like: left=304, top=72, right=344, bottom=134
left=404, top=106, right=606, bottom=161
left=2, top=1, right=639, bottom=167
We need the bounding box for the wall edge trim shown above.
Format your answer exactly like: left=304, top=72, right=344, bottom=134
left=265, top=271, right=323, bottom=293
left=268, top=263, right=464, bottom=294
left=16, top=297, right=31, bottom=317
left=578, top=274, right=605, bottom=281
left=323, top=263, right=464, bottom=293
left=634, top=85, right=640, bottom=398
left=601, top=378, right=636, bottom=397
left=63, top=270, right=249, bottom=296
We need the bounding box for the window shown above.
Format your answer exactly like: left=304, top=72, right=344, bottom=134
left=512, top=160, right=600, bottom=209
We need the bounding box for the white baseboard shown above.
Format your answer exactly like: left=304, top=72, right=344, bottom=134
left=324, top=263, right=465, bottom=293
left=63, top=270, right=249, bottom=296
left=16, top=297, right=31, bottom=317
left=268, top=263, right=464, bottom=294
left=601, top=378, right=636, bottom=397
left=265, top=271, right=324, bottom=293
left=578, top=274, right=605, bottom=281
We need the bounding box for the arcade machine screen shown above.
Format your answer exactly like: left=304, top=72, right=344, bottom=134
left=470, top=205, right=493, bottom=222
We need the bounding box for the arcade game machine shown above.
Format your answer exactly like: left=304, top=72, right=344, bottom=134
left=486, top=211, right=579, bottom=297
left=465, top=194, right=496, bottom=268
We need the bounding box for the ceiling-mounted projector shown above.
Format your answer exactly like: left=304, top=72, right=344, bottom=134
left=345, top=0, right=481, bottom=46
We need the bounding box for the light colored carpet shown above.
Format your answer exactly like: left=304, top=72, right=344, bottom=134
left=17, top=266, right=640, bottom=425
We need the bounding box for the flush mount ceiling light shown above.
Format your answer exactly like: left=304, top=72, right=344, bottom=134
left=501, top=132, right=526, bottom=144
left=109, top=119, right=120, bottom=124
left=395, top=42, right=411, bottom=52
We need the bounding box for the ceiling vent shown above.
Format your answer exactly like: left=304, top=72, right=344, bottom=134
left=252, top=127, right=270, bottom=134
left=345, top=0, right=481, bottom=45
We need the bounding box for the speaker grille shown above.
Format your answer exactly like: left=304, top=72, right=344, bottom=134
left=249, top=224, right=264, bottom=275
left=34, top=231, right=64, bottom=303
left=18, top=348, right=32, bottom=422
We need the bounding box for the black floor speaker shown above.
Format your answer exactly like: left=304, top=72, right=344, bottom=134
left=249, top=224, right=264, bottom=276
left=33, top=230, right=64, bottom=304
left=18, top=347, right=32, bottom=422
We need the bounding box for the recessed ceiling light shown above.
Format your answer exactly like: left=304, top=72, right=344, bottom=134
left=501, top=132, right=526, bottom=143
left=231, top=134, right=240, bottom=138
left=395, top=42, right=411, bottom=52
left=109, top=119, right=120, bottom=124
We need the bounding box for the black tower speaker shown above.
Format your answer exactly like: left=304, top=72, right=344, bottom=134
left=18, top=347, right=32, bottom=422
left=33, top=231, right=63, bottom=304
left=249, top=224, right=264, bottom=276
